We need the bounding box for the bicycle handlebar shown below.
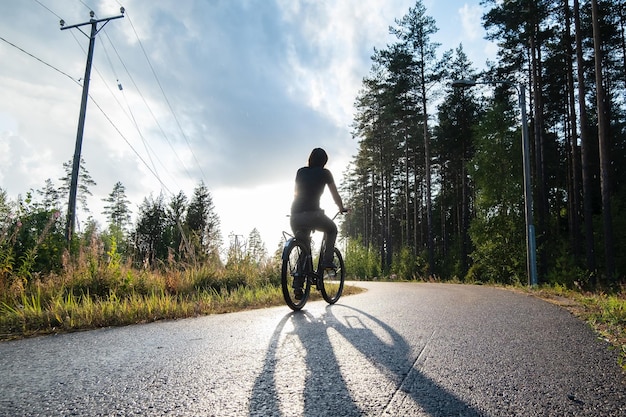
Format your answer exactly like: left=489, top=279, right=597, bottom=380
left=332, top=209, right=349, bottom=220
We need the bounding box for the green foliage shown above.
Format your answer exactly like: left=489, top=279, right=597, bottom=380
left=246, top=228, right=267, bottom=264
left=185, top=181, right=222, bottom=257
left=0, top=192, right=65, bottom=291
left=130, top=182, right=223, bottom=268
left=575, top=290, right=626, bottom=371
left=390, top=246, right=427, bottom=280
left=102, top=181, right=132, bottom=232
left=467, top=212, right=525, bottom=285
left=543, top=242, right=591, bottom=289
left=344, top=237, right=382, bottom=279
left=106, top=236, right=123, bottom=280
left=462, top=94, right=527, bottom=285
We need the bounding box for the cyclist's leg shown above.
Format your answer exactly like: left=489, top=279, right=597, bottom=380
left=289, top=214, right=311, bottom=297
left=293, top=248, right=309, bottom=299
left=317, top=214, right=337, bottom=268
left=291, top=210, right=336, bottom=267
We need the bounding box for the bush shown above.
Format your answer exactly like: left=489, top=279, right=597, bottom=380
left=344, top=237, right=381, bottom=279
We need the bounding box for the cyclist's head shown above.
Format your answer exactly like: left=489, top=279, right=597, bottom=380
left=308, top=148, right=328, bottom=168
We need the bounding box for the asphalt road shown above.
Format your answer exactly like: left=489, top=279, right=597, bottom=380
left=0, top=282, right=624, bottom=416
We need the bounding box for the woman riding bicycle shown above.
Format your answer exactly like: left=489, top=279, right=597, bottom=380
left=290, top=148, right=347, bottom=287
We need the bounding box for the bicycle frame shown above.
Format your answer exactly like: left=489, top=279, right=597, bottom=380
left=281, top=211, right=345, bottom=278
left=281, top=211, right=344, bottom=277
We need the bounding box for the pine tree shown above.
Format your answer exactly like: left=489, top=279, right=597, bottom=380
left=36, top=179, right=62, bottom=212
left=133, top=193, right=168, bottom=267
left=167, top=191, right=189, bottom=261
left=102, top=182, right=132, bottom=232
left=102, top=182, right=132, bottom=256
left=185, top=181, right=222, bottom=260
left=59, top=158, right=96, bottom=213
left=434, top=45, right=479, bottom=278
left=246, top=228, right=267, bottom=264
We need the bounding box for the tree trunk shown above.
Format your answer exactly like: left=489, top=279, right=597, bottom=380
left=574, top=0, right=596, bottom=279
left=405, top=136, right=410, bottom=247
left=461, top=161, right=470, bottom=276
left=422, top=104, right=434, bottom=277
left=419, top=65, right=434, bottom=277
left=413, top=168, right=419, bottom=257
left=591, top=0, right=615, bottom=281
left=529, top=8, right=548, bottom=280
left=619, top=1, right=626, bottom=88
left=564, top=0, right=582, bottom=260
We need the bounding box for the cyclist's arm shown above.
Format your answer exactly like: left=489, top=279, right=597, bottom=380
left=327, top=181, right=346, bottom=212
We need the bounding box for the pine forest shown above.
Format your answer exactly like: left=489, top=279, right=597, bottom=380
left=340, top=0, right=626, bottom=287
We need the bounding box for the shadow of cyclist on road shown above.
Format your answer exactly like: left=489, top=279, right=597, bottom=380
left=248, top=304, right=486, bottom=416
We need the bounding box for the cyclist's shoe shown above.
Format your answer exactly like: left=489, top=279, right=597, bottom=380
left=322, top=263, right=337, bottom=279
left=294, top=287, right=304, bottom=300
left=322, top=262, right=337, bottom=271
left=293, top=274, right=305, bottom=300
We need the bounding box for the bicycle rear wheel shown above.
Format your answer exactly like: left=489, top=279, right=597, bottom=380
left=281, top=240, right=311, bottom=310
left=320, top=247, right=345, bottom=304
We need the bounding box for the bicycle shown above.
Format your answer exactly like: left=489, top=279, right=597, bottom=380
left=280, top=211, right=347, bottom=311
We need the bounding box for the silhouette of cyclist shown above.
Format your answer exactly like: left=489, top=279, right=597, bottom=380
left=290, top=148, right=347, bottom=298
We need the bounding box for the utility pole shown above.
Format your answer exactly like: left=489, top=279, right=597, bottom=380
left=60, top=8, right=125, bottom=244
left=452, top=79, right=538, bottom=286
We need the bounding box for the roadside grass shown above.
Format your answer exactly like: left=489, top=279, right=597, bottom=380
left=0, top=255, right=363, bottom=340
left=521, top=284, right=626, bottom=371
left=0, top=285, right=279, bottom=339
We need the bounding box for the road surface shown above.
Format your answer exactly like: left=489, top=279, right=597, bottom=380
left=0, top=282, right=624, bottom=416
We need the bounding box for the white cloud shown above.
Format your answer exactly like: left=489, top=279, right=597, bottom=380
left=279, top=0, right=414, bottom=128
left=459, top=4, right=484, bottom=42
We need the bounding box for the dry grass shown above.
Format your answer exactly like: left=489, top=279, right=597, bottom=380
left=0, top=243, right=365, bottom=340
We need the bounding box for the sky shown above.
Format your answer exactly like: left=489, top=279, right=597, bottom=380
left=0, top=0, right=497, bottom=254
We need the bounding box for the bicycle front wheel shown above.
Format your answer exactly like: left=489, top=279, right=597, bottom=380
left=320, top=247, right=345, bottom=304
left=281, top=240, right=311, bottom=311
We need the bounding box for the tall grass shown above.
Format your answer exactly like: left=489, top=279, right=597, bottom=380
left=0, top=241, right=284, bottom=339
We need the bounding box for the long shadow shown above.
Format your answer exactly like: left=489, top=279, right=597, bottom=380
left=248, top=305, right=487, bottom=416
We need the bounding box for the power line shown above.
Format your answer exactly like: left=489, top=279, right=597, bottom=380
left=0, top=35, right=80, bottom=85
left=105, top=38, right=198, bottom=182
left=33, top=0, right=63, bottom=20
left=121, top=8, right=208, bottom=183
left=77, top=0, right=93, bottom=13
left=88, top=95, right=173, bottom=195
left=98, top=25, right=195, bottom=185
left=24, top=1, right=196, bottom=251
left=73, top=0, right=207, bottom=188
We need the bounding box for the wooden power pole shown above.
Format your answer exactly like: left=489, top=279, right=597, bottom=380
left=60, top=8, right=125, bottom=244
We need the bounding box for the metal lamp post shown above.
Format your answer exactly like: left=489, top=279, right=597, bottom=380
left=452, top=79, right=538, bottom=287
